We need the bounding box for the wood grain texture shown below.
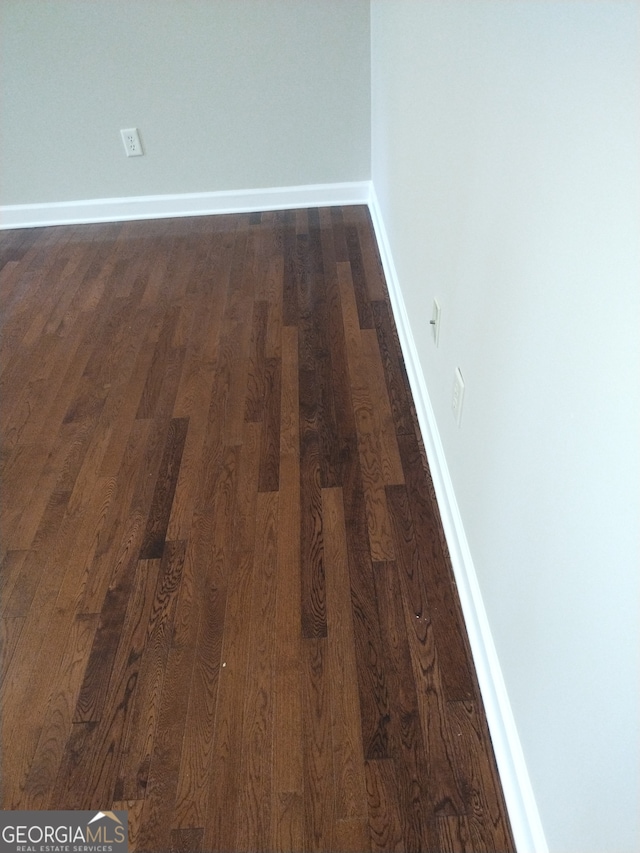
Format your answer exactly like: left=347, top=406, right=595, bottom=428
left=139, top=417, right=189, bottom=559
left=446, top=700, right=515, bottom=852
left=272, top=324, right=303, bottom=825
left=302, top=636, right=334, bottom=853
left=51, top=559, right=161, bottom=810
left=337, top=261, right=395, bottom=562
left=396, top=431, right=475, bottom=702
left=373, top=561, right=438, bottom=850
left=169, top=827, right=204, bottom=853
left=171, top=578, right=226, bottom=828
left=1, top=210, right=514, bottom=851
left=117, top=542, right=186, bottom=802
left=201, top=551, right=254, bottom=853
left=21, top=613, right=99, bottom=809
left=365, top=759, right=405, bottom=853
left=234, top=491, right=279, bottom=852
left=299, top=374, right=326, bottom=640
left=322, top=487, right=368, bottom=821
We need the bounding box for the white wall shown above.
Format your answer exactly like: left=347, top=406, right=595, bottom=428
left=0, top=0, right=370, bottom=205
left=371, top=2, right=639, bottom=852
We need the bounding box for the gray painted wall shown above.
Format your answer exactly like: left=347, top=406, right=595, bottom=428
left=370, top=3, right=640, bottom=852
left=0, top=0, right=370, bottom=204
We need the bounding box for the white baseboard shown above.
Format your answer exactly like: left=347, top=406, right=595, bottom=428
left=368, top=186, right=548, bottom=853
left=0, top=181, right=371, bottom=229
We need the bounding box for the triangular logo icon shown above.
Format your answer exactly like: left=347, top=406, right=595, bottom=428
left=88, top=811, right=123, bottom=825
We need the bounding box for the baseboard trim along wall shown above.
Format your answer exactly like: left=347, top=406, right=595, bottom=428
left=368, top=185, right=549, bottom=853
left=0, top=181, right=371, bottom=229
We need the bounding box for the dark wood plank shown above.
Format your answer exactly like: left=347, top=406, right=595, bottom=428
left=272, top=325, right=303, bottom=815
left=335, top=372, right=392, bottom=765
left=397, top=431, right=476, bottom=701
left=296, top=208, right=309, bottom=235
left=447, top=701, right=514, bottom=852
left=345, top=222, right=375, bottom=329
left=435, top=815, right=477, bottom=853
left=371, top=299, right=416, bottom=437
left=192, top=439, right=239, bottom=591
left=272, top=791, right=305, bottom=853
left=334, top=817, right=372, bottom=853
left=245, top=299, right=268, bottom=423
left=282, top=211, right=299, bottom=327
left=49, top=558, right=160, bottom=809
left=385, top=485, right=432, bottom=630
left=119, top=547, right=188, bottom=853
left=0, top=233, right=86, bottom=386
left=171, top=580, right=226, bottom=829
left=79, top=278, right=147, bottom=389
left=295, top=231, right=315, bottom=373
left=265, top=255, right=284, bottom=359
left=96, top=331, right=160, bottom=479
left=346, top=545, right=391, bottom=761
left=0, top=616, right=24, bottom=684
left=221, top=225, right=254, bottom=444
left=170, top=827, right=204, bottom=853
left=5, top=289, right=108, bottom=454
left=373, top=560, right=441, bottom=850
left=361, top=328, right=405, bottom=486
left=323, top=487, right=368, bottom=821
left=201, top=551, right=254, bottom=853
left=316, top=208, right=342, bottom=489
left=47, top=721, right=97, bottom=809
left=0, top=551, right=30, bottom=613
left=112, top=799, right=144, bottom=853
left=299, top=368, right=326, bottom=639
left=330, top=206, right=350, bottom=264
left=117, top=541, right=186, bottom=801
left=302, top=636, right=334, bottom=852
left=139, top=417, right=189, bottom=559
left=79, top=418, right=153, bottom=615
left=234, top=491, right=279, bottom=852
left=21, top=613, right=99, bottom=809
left=258, top=356, right=281, bottom=492
left=365, top=759, right=405, bottom=853
left=0, top=226, right=42, bottom=272
left=386, top=488, right=468, bottom=821
left=230, top=421, right=262, bottom=553
left=3, top=424, right=82, bottom=554
left=0, top=476, right=119, bottom=808
left=351, top=205, right=387, bottom=302
left=338, top=260, right=395, bottom=561
left=168, top=549, right=232, bottom=836
left=2, top=489, right=70, bottom=617
left=135, top=306, right=181, bottom=420
left=73, top=558, right=144, bottom=724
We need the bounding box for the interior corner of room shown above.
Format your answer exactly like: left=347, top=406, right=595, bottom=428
left=1, top=2, right=638, bottom=853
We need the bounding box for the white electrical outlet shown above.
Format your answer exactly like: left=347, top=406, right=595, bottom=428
left=430, top=299, right=441, bottom=346
left=120, top=128, right=143, bottom=157
left=452, top=367, right=465, bottom=427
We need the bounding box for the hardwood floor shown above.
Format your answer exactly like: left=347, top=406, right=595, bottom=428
left=0, top=208, right=515, bottom=852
